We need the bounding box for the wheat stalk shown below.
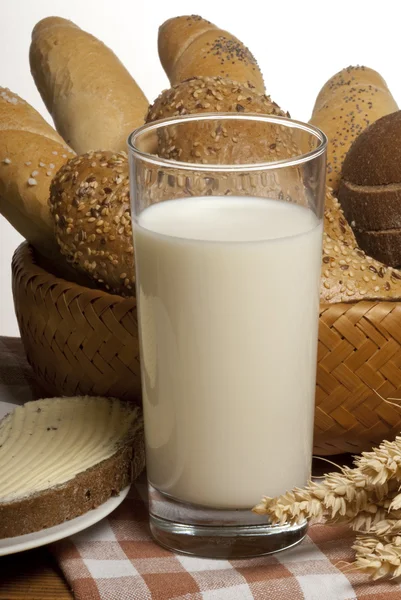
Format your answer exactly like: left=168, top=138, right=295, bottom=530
left=253, top=435, right=401, bottom=579
left=353, top=534, right=401, bottom=579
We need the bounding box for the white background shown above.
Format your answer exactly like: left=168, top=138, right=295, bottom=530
left=0, top=0, right=399, bottom=335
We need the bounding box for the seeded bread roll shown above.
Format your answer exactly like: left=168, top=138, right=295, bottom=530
left=310, top=66, right=398, bottom=191
left=0, top=87, right=75, bottom=258
left=338, top=111, right=401, bottom=267
left=146, top=77, right=296, bottom=164
left=321, top=188, right=401, bottom=303
left=30, top=17, right=148, bottom=154
left=50, top=151, right=134, bottom=295
left=158, top=15, right=264, bottom=93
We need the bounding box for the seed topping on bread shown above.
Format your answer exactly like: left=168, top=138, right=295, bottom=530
left=50, top=151, right=134, bottom=295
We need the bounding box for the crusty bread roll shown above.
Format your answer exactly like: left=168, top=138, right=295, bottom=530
left=50, top=151, right=134, bottom=295
left=321, top=188, right=401, bottom=303
left=30, top=17, right=148, bottom=154
left=146, top=76, right=296, bottom=164
left=0, top=87, right=74, bottom=257
left=310, top=66, right=398, bottom=191
left=338, top=111, right=401, bottom=267
left=158, top=16, right=264, bottom=93
left=0, top=397, right=144, bottom=538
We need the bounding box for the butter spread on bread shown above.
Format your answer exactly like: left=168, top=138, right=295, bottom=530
left=0, top=397, right=144, bottom=538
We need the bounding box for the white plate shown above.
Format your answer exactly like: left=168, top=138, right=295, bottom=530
left=0, top=485, right=130, bottom=556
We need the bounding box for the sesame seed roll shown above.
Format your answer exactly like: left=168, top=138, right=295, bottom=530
left=50, top=151, right=134, bottom=296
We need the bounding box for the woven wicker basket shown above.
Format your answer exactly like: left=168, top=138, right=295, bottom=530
left=315, top=302, right=401, bottom=454
left=12, top=243, right=141, bottom=403
left=12, top=242, right=401, bottom=455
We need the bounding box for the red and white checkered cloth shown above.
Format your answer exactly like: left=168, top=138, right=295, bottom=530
left=2, top=336, right=401, bottom=599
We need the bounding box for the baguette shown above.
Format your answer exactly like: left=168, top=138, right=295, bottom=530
left=30, top=17, right=148, bottom=154
left=310, top=66, right=398, bottom=191
left=158, top=15, right=264, bottom=92
left=0, top=397, right=144, bottom=538
left=0, top=87, right=74, bottom=258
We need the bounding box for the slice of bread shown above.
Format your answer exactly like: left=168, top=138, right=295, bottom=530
left=0, top=396, right=144, bottom=539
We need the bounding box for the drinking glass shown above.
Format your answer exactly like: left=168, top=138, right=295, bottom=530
left=128, top=114, right=327, bottom=558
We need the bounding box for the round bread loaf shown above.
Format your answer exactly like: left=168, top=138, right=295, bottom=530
left=338, top=111, right=401, bottom=267
left=50, top=151, right=134, bottom=296
left=146, top=76, right=298, bottom=164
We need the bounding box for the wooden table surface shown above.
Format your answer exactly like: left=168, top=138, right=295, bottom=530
left=0, top=548, right=72, bottom=600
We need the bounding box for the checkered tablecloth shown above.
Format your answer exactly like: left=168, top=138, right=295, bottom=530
left=1, top=336, right=401, bottom=599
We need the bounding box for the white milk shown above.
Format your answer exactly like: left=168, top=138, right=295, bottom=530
left=134, top=196, right=323, bottom=509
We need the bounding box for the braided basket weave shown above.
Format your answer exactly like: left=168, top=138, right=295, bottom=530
left=12, top=243, right=141, bottom=404
left=12, top=242, right=401, bottom=455
left=315, top=302, right=401, bottom=454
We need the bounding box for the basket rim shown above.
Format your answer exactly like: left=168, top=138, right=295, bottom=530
left=13, top=242, right=135, bottom=304
left=14, top=243, right=401, bottom=310
left=319, top=297, right=401, bottom=311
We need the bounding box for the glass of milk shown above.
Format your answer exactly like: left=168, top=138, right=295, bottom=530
left=128, top=114, right=327, bottom=558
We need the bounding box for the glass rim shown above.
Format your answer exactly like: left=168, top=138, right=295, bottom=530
left=127, top=112, right=327, bottom=172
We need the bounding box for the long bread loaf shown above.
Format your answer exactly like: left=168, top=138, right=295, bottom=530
left=158, top=15, right=265, bottom=92
left=30, top=17, right=149, bottom=154
left=0, top=87, right=74, bottom=257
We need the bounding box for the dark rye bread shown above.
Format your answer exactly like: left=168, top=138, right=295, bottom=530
left=0, top=397, right=144, bottom=539
left=338, top=180, right=401, bottom=232
left=0, top=444, right=140, bottom=539
left=354, top=229, right=401, bottom=268
left=338, top=111, right=401, bottom=266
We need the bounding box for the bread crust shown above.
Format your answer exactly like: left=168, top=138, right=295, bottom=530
left=310, top=66, right=398, bottom=191
left=338, top=111, right=401, bottom=265
left=338, top=180, right=401, bottom=231
left=0, top=87, right=74, bottom=258
left=341, top=111, right=401, bottom=186
left=158, top=16, right=265, bottom=92
left=49, top=151, right=134, bottom=295
left=30, top=17, right=148, bottom=154
left=146, top=77, right=294, bottom=164
left=0, top=403, right=144, bottom=539
left=354, top=229, right=401, bottom=268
